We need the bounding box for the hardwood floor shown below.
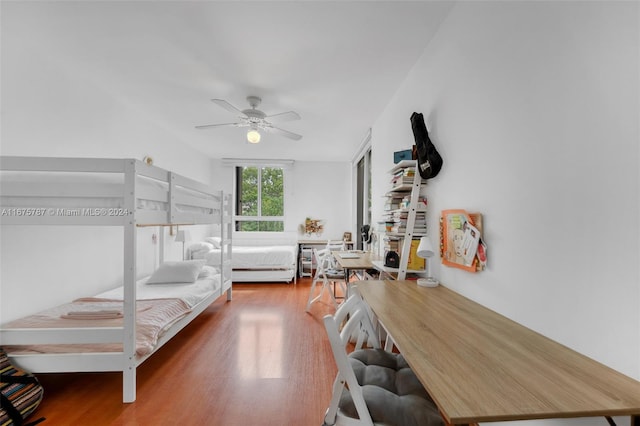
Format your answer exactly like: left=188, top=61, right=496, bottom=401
left=32, top=278, right=342, bottom=425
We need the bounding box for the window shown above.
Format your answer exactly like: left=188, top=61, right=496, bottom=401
left=235, top=166, right=284, bottom=232
left=354, top=130, right=372, bottom=250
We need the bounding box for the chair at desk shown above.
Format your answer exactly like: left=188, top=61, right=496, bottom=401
left=325, top=239, right=346, bottom=269
left=326, top=240, right=346, bottom=251
left=305, top=249, right=346, bottom=312
left=322, top=292, right=444, bottom=426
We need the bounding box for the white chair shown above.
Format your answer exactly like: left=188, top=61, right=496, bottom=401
left=326, top=239, right=346, bottom=252
left=327, top=239, right=355, bottom=292
left=322, top=293, right=444, bottom=426
left=325, top=239, right=346, bottom=270
left=305, top=249, right=346, bottom=312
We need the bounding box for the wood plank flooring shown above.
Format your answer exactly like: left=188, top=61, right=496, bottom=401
left=31, top=278, right=342, bottom=425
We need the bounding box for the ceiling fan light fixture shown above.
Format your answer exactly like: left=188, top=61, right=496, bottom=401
left=196, top=96, right=301, bottom=142
left=247, top=128, right=261, bottom=144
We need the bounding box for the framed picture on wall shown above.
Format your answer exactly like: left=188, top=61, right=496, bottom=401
left=440, top=209, right=486, bottom=272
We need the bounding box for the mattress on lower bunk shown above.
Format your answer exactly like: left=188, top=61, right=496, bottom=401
left=95, top=274, right=221, bottom=308
left=3, top=275, right=221, bottom=357
left=194, top=245, right=296, bottom=269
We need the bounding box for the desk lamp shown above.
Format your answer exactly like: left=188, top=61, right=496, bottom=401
left=416, top=236, right=439, bottom=287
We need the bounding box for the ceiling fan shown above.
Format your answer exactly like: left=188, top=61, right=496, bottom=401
left=195, top=96, right=302, bottom=143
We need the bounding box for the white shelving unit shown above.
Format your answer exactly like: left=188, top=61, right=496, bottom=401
left=299, top=246, right=314, bottom=278
left=374, top=160, right=426, bottom=280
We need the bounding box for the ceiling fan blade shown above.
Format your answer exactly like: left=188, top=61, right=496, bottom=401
left=265, top=111, right=301, bottom=123
left=211, top=99, right=248, bottom=118
left=195, top=122, right=244, bottom=130
left=266, top=126, right=303, bottom=141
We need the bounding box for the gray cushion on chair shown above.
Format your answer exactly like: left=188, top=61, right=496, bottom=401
left=339, top=349, right=444, bottom=426
left=325, top=268, right=345, bottom=279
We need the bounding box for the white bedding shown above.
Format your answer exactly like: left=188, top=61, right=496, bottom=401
left=3, top=275, right=222, bottom=357
left=194, top=245, right=296, bottom=269
left=94, top=275, right=221, bottom=308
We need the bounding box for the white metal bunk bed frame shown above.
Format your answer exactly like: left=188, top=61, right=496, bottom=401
left=0, top=156, right=233, bottom=402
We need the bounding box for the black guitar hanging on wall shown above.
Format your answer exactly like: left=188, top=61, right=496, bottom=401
left=411, top=112, right=443, bottom=179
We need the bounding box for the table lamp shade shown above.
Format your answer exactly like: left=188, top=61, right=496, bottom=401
left=175, top=230, right=190, bottom=260
left=175, top=230, right=190, bottom=242
left=417, top=236, right=435, bottom=258
left=416, top=236, right=439, bottom=287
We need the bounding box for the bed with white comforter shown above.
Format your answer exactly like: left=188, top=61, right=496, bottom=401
left=190, top=234, right=298, bottom=283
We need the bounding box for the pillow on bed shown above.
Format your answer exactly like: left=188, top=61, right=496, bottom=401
left=198, top=265, right=219, bottom=278
left=204, top=237, right=222, bottom=249
left=147, top=260, right=206, bottom=284
left=189, top=242, right=214, bottom=252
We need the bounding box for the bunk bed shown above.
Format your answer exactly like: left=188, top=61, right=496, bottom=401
left=0, top=156, right=233, bottom=403
left=189, top=232, right=298, bottom=283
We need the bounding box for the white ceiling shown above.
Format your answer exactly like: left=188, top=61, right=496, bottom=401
left=3, top=1, right=455, bottom=162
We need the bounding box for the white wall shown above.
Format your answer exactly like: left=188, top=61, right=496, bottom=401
left=289, top=161, right=352, bottom=240
left=371, top=2, right=639, bottom=425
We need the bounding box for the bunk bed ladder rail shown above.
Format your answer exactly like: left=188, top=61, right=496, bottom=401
left=222, top=193, right=233, bottom=300
left=122, top=159, right=138, bottom=403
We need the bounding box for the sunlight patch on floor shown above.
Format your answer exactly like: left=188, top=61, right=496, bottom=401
left=237, top=310, right=284, bottom=379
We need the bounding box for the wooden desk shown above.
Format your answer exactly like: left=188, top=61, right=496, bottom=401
left=356, top=280, right=640, bottom=426
left=333, top=251, right=380, bottom=282
left=333, top=251, right=377, bottom=270
left=298, top=239, right=354, bottom=248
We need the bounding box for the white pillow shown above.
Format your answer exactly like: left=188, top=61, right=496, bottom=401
left=147, top=260, right=206, bottom=284
left=189, top=242, right=214, bottom=252
left=198, top=265, right=219, bottom=278
left=204, top=237, right=222, bottom=249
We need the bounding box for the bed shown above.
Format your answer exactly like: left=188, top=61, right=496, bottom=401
left=3, top=271, right=221, bottom=356
left=0, top=156, right=233, bottom=403
left=189, top=232, right=298, bottom=283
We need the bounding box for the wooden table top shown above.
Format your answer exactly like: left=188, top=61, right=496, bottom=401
left=356, top=280, right=640, bottom=425
left=332, top=251, right=379, bottom=269
left=298, top=239, right=354, bottom=245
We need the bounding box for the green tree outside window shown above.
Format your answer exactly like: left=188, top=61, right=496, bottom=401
left=236, top=166, right=284, bottom=232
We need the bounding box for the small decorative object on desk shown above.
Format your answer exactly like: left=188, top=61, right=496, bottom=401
left=343, top=231, right=351, bottom=242
left=303, top=217, right=323, bottom=236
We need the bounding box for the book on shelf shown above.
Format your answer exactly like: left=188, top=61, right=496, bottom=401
left=400, top=196, right=427, bottom=210
left=384, top=194, right=406, bottom=211
left=391, top=176, right=415, bottom=186
left=407, top=238, right=426, bottom=270
left=390, top=227, right=427, bottom=234
left=384, top=202, right=401, bottom=211
left=392, top=211, right=426, bottom=219
left=392, top=167, right=415, bottom=177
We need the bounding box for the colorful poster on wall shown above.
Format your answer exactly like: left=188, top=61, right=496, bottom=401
left=440, top=209, right=486, bottom=272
